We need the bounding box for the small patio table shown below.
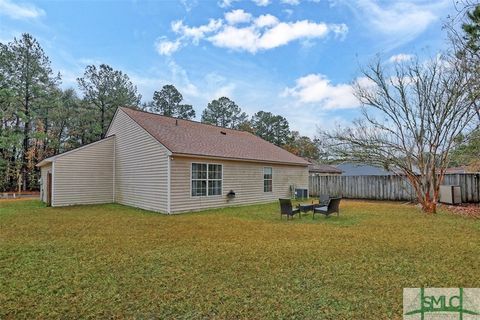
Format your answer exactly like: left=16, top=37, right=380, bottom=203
left=298, top=203, right=317, bottom=218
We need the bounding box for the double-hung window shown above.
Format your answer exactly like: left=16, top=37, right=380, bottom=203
left=264, top=167, right=272, bottom=192
left=191, top=163, right=222, bottom=196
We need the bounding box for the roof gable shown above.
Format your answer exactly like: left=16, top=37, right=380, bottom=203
left=36, top=135, right=115, bottom=167
left=120, top=107, right=308, bottom=166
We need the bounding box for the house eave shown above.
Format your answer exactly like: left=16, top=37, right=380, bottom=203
left=36, top=159, right=54, bottom=167
left=171, top=152, right=309, bottom=167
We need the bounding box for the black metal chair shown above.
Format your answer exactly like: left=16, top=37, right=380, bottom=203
left=279, top=198, right=300, bottom=220
left=318, top=194, right=330, bottom=206
left=313, top=197, right=341, bottom=219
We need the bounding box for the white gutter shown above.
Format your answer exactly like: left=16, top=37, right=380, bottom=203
left=51, top=161, right=55, bottom=207
left=112, top=137, right=116, bottom=203
left=167, top=154, right=171, bottom=214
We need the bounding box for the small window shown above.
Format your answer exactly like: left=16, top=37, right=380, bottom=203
left=264, top=167, right=272, bottom=192
left=192, top=163, right=222, bottom=196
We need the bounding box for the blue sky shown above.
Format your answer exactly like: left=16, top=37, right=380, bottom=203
left=0, top=0, right=454, bottom=137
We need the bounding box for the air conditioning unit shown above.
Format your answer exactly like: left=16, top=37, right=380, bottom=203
left=295, top=188, right=308, bottom=199
left=439, top=185, right=461, bottom=205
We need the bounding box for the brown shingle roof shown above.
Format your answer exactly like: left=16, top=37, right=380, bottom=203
left=120, top=107, right=309, bottom=166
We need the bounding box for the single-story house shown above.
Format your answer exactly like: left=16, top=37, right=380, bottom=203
left=37, top=107, right=309, bottom=214
left=308, top=162, right=342, bottom=176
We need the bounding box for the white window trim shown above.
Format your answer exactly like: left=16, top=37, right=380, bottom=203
left=190, top=162, right=223, bottom=197
left=263, top=166, right=273, bottom=193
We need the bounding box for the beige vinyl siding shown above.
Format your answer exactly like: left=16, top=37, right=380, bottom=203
left=106, top=109, right=169, bottom=213
left=40, top=163, right=52, bottom=203
left=170, top=156, right=309, bottom=213
left=52, top=137, right=114, bottom=206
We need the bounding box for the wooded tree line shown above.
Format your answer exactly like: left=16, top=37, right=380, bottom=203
left=2, top=4, right=478, bottom=200
left=0, top=34, right=317, bottom=192
left=0, top=35, right=145, bottom=192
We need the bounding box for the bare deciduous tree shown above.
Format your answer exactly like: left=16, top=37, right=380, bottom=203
left=322, top=57, right=478, bottom=214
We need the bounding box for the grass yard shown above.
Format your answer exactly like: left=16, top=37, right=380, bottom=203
left=0, top=199, right=479, bottom=319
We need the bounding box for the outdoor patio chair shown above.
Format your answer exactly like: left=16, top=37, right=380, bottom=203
left=318, top=194, right=330, bottom=206
left=313, top=197, right=341, bottom=219
left=279, top=198, right=300, bottom=220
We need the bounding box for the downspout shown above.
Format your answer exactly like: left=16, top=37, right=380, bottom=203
left=112, top=137, right=116, bottom=203
left=51, top=161, right=55, bottom=207
left=167, top=154, right=171, bottom=214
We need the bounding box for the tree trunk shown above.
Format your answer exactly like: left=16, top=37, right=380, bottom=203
left=100, top=104, right=105, bottom=139
left=421, top=200, right=437, bottom=214
left=56, top=122, right=65, bottom=154
left=411, top=176, right=437, bottom=214
left=21, top=46, right=31, bottom=192
left=10, top=115, right=20, bottom=191
left=21, top=113, right=30, bottom=191
left=42, top=108, right=49, bottom=155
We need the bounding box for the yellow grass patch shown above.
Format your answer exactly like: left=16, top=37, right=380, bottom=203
left=1, top=199, right=479, bottom=318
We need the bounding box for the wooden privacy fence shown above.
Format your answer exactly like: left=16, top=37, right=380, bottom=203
left=309, top=173, right=480, bottom=203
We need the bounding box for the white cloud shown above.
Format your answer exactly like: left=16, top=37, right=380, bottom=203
left=78, top=58, right=103, bottom=66
left=163, top=11, right=347, bottom=55
left=283, top=74, right=360, bottom=110
left=172, top=19, right=223, bottom=44
left=167, top=59, right=200, bottom=98
left=252, top=0, right=270, bottom=6
left=218, top=0, right=239, bottom=8
left=350, top=0, right=450, bottom=47
left=388, top=53, right=414, bottom=63
left=179, top=0, right=198, bottom=12
left=283, top=9, right=294, bottom=18
left=281, top=0, right=321, bottom=5
left=258, top=21, right=333, bottom=49
left=254, top=14, right=279, bottom=28
left=218, top=0, right=270, bottom=7
left=129, top=74, right=165, bottom=101
left=212, top=83, right=236, bottom=99
left=208, top=26, right=259, bottom=52
left=58, top=68, right=79, bottom=89
left=281, top=0, right=300, bottom=5
left=355, top=76, right=376, bottom=89
left=155, top=37, right=181, bottom=56
left=158, top=11, right=347, bottom=55
left=225, top=9, right=252, bottom=25
left=0, top=0, right=45, bottom=20
left=209, top=20, right=347, bottom=53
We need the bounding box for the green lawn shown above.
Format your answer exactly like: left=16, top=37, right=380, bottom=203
left=0, top=199, right=479, bottom=319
